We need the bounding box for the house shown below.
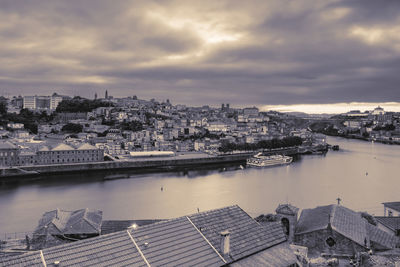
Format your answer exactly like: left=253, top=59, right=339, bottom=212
left=7, top=123, right=24, bottom=130
left=383, top=202, right=400, bottom=216
left=36, top=143, right=104, bottom=165
left=294, top=204, right=399, bottom=257
left=31, top=208, right=103, bottom=249
left=0, top=141, right=19, bottom=166
left=1, top=205, right=298, bottom=267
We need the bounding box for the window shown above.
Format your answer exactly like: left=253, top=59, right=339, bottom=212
left=326, top=237, right=336, bottom=247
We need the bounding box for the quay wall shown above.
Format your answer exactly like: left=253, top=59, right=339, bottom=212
left=0, top=153, right=252, bottom=181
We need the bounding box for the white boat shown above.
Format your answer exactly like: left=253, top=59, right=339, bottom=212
left=246, top=153, right=293, bottom=167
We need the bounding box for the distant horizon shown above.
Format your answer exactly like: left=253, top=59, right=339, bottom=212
left=261, top=102, right=400, bottom=114
left=6, top=93, right=400, bottom=115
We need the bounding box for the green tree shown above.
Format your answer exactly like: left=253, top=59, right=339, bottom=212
left=61, top=123, right=83, bottom=133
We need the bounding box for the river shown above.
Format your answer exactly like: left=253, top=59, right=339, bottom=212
left=0, top=136, right=399, bottom=235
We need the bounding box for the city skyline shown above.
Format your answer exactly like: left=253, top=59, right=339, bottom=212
left=1, top=0, right=400, bottom=107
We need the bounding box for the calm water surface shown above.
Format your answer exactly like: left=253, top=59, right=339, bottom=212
left=1, top=136, right=399, bottom=234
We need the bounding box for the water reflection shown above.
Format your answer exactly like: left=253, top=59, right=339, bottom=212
left=1, top=136, right=399, bottom=234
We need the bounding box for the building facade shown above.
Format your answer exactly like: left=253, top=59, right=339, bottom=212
left=0, top=141, right=19, bottom=166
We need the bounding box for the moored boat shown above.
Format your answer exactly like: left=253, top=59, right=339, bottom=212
left=246, top=153, right=293, bottom=167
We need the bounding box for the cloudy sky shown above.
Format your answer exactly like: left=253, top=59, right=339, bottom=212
left=1, top=0, right=399, bottom=111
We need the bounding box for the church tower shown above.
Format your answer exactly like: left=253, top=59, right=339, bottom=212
left=275, top=204, right=299, bottom=243
left=105, top=90, right=108, bottom=99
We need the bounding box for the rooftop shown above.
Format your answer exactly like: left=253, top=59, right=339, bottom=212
left=1, top=205, right=292, bottom=267
left=375, top=216, right=400, bottom=232
left=0, top=141, right=17, bottom=150
left=33, top=208, right=103, bottom=237
left=295, top=204, right=368, bottom=247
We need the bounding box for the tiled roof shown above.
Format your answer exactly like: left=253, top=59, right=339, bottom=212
left=1, top=231, right=147, bottom=267
left=38, top=146, right=50, bottom=151
left=2, top=206, right=291, bottom=267
left=34, top=208, right=102, bottom=236
left=188, top=205, right=287, bottom=262
left=295, top=205, right=369, bottom=247
left=330, top=205, right=368, bottom=247
left=383, top=202, right=400, bottom=212
left=101, top=219, right=164, bottom=235
left=230, top=241, right=297, bottom=267
left=0, top=141, right=17, bottom=149
left=295, top=205, right=332, bottom=234
left=76, top=143, right=97, bottom=150
left=0, top=251, right=43, bottom=266
left=367, top=223, right=399, bottom=250
left=51, top=143, right=75, bottom=151
left=130, top=217, right=225, bottom=266
left=375, top=216, right=400, bottom=232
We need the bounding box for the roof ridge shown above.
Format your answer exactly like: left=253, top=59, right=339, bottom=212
left=185, top=204, right=239, bottom=218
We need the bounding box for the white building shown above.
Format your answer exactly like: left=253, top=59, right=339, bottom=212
left=23, top=95, right=66, bottom=111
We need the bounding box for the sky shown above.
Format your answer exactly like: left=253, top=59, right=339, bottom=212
left=0, top=0, right=400, bottom=111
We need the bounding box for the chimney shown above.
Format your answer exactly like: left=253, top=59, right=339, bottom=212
left=220, top=230, right=230, bottom=256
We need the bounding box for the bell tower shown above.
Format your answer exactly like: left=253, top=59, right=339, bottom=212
left=275, top=203, right=299, bottom=243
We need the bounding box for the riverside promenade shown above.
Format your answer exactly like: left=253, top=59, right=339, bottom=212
left=0, top=152, right=252, bottom=182
left=0, top=146, right=303, bottom=183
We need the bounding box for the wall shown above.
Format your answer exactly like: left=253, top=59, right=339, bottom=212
left=294, top=229, right=367, bottom=257
left=0, top=153, right=250, bottom=180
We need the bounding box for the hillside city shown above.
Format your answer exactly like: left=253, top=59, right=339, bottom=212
left=0, top=92, right=399, bottom=168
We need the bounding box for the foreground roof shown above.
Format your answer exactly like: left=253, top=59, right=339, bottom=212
left=188, top=205, right=287, bottom=263
left=230, top=242, right=298, bottom=267
left=1, top=205, right=290, bottom=267
left=101, top=219, right=164, bottom=235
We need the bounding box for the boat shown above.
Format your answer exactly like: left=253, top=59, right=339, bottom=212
left=246, top=153, right=293, bottom=167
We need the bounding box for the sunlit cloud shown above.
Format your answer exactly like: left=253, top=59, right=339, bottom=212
left=349, top=26, right=384, bottom=44
left=262, top=102, right=400, bottom=114
left=0, top=0, right=399, bottom=106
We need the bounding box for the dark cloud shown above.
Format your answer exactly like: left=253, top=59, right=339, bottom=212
left=0, top=0, right=399, bottom=106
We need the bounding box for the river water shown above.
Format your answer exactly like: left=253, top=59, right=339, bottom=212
left=1, top=136, right=399, bottom=234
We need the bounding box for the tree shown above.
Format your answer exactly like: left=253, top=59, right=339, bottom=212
left=0, top=102, right=7, bottom=115
left=61, top=123, right=83, bottom=133
left=120, top=121, right=143, bottom=132
left=24, top=122, right=38, bottom=134
left=56, top=98, right=114, bottom=113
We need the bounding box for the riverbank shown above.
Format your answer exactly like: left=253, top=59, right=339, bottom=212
left=312, top=131, right=400, bottom=145
left=0, top=145, right=324, bottom=183
left=0, top=152, right=252, bottom=183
